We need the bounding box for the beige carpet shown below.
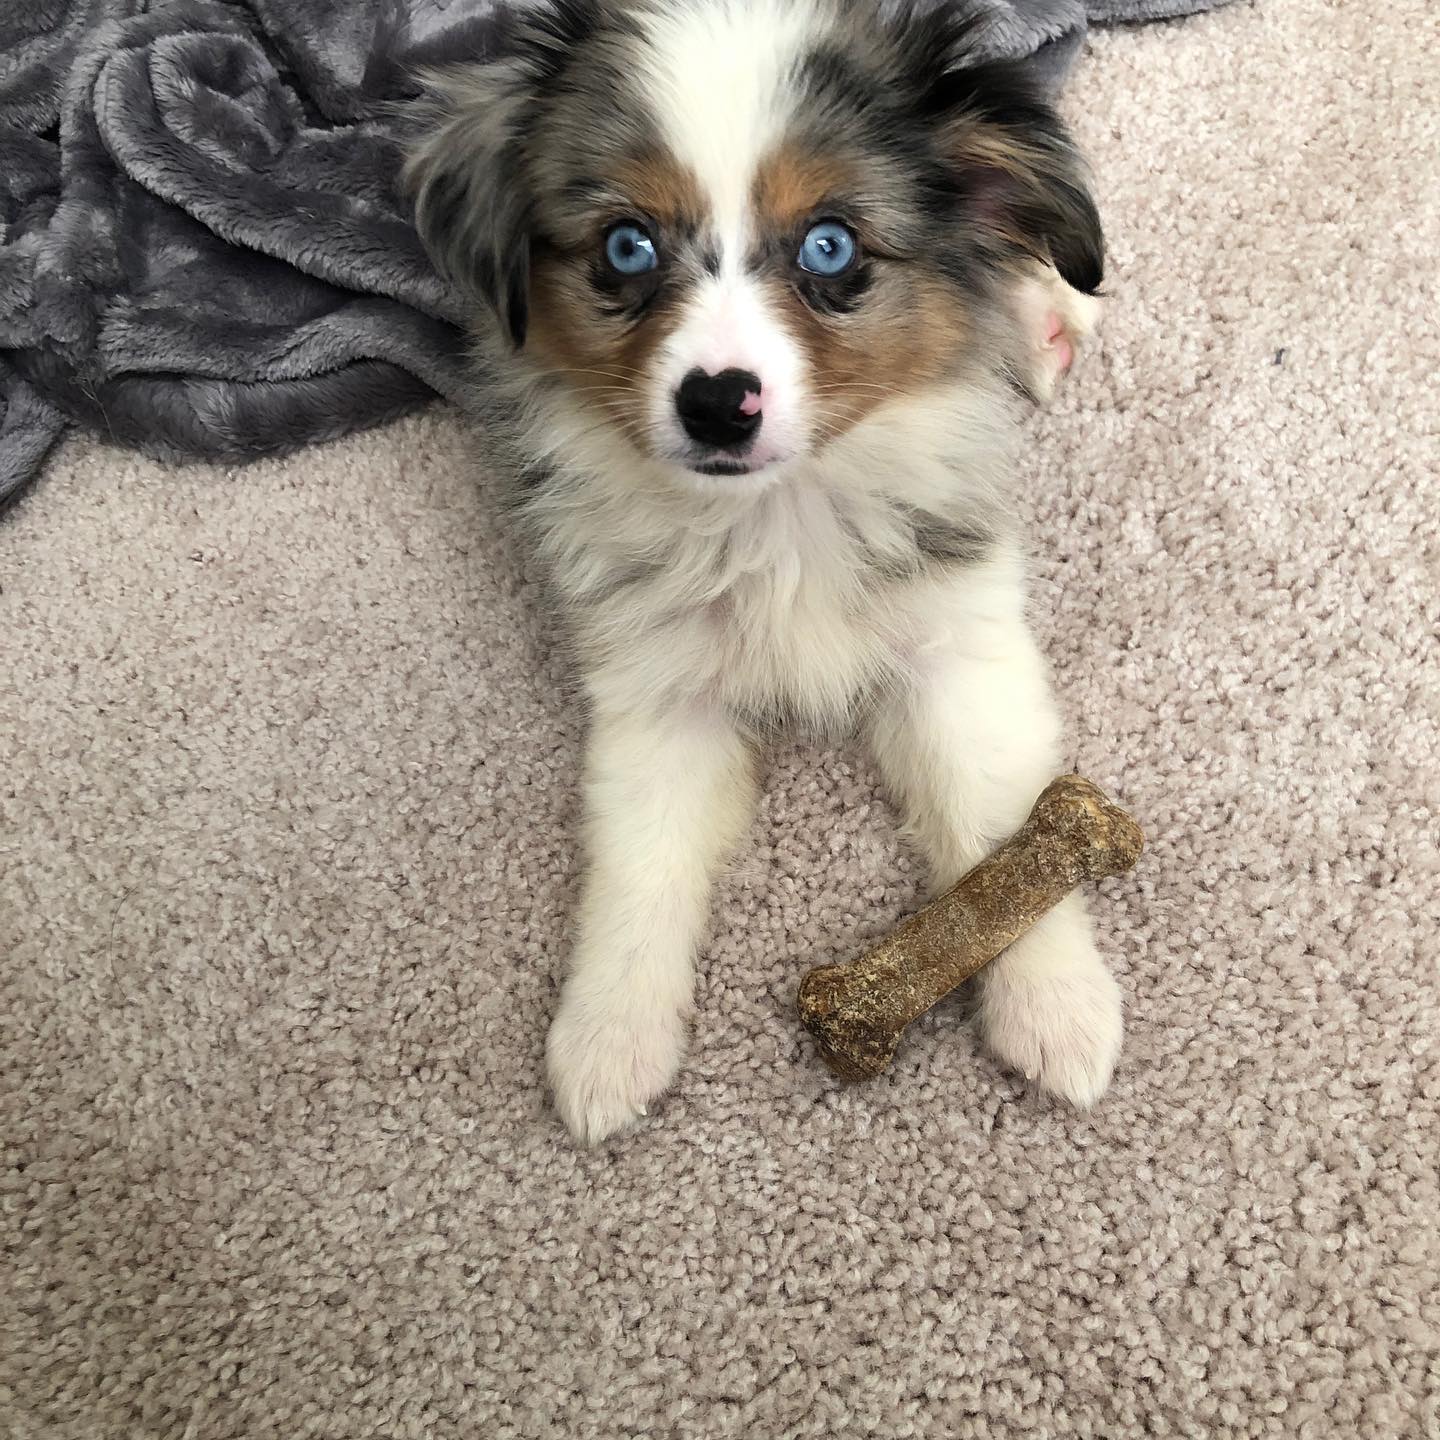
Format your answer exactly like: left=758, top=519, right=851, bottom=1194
left=4, top=0, right=1438, bottom=1434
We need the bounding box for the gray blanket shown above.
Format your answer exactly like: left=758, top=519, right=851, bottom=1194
left=0, top=0, right=1228, bottom=510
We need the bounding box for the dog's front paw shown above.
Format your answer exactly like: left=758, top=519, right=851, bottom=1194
left=1013, top=262, right=1102, bottom=402
left=546, top=982, right=687, bottom=1145
left=978, top=938, right=1123, bottom=1110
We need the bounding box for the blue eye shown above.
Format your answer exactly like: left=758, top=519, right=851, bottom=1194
left=797, top=220, right=857, bottom=277
left=605, top=222, right=658, bottom=276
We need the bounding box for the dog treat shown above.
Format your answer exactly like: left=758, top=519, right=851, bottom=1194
left=798, top=775, right=1143, bottom=1080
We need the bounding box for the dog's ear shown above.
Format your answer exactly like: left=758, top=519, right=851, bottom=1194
left=404, top=63, right=535, bottom=347
left=908, top=21, right=1104, bottom=295
left=406, top=4, right=601, bottom=347
left=943, top=73, right=1104, bottom=295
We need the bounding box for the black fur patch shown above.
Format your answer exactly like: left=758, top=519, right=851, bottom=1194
left=900, top=505, right=993, bottom=568
left=839, top=505, right=992, bottom=581
left=793, top=263, right=872, bottom=317
left=575, top=558, right=663, bottom=606
left=587, top=250, right=668, bottom=323
left=914, top=49, right=1105, bottom=294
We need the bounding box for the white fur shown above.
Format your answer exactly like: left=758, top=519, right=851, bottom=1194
left=1014, top=262, right=1103, bottom=401
left=651, top=273, right=810, bottom=470
left=633, top=0, right=832, bottom=241
left=538, top=373, right=1120, bottom=1141
left=632, top=1, right=833, bottom=473
left=527, top=376, right=1014, bottom=725
left=519, top=2, right=1119, bottom=1142
left=865, top=592, right=1123, bottom=1107
left=546, top=709, right=756, bottom=1144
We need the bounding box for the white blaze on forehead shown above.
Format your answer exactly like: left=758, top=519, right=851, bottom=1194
left=629, top=1, right=833, bottom=473
left=632, top=0, right=831, bottom=258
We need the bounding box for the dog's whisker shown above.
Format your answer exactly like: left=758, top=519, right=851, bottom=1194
left=552, top=364, right=649, bottom=385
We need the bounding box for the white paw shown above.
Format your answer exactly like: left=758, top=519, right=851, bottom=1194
left=546, top=982, right=687, bottom=1145
left=1013, top=262, right=1102, bottom=401
left=978, top=945, right=1123, bottom=1109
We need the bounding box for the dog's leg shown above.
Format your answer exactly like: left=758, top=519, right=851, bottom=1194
left=547, top=705, right=756, bottom=1144
left=1013, top=261, right=1102, bottom=402
left=866, top=577, right=1122, bottom=1107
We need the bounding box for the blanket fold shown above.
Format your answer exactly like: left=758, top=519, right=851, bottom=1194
left=0, top=0, right=1231, bottom=510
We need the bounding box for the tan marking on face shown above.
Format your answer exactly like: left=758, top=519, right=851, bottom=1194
left=777, top=272, right=974, bottom=438
left=523, top=144, right=704, bottom=453
left=751, top=142, right=975, bottom=439
left=751, top=143, right=856, bottom=231
left=612, top=151, right=706, bottom=230
left=527, top=249, right=687, bottom=454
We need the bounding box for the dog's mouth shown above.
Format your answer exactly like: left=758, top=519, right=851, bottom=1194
left=683, top=454, right=792, bottom=486
left=629, top=412, right=794, bottom=481
left=690, top=457, right=759, bottom=477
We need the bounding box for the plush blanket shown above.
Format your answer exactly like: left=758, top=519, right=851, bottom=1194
left=0, top=0, right=1230, bottom=509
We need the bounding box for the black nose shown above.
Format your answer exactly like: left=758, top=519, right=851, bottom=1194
left=675, top=368, right=762, bottom=451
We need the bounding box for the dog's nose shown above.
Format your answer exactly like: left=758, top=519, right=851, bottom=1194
left=675, top=368, right=762, bottom=450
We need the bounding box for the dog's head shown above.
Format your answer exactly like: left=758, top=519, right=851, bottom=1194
left=407, top=0, right=1102, bottom=483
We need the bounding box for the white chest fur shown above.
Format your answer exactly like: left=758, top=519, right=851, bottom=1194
left=517, top=377, right=1023, bottom=728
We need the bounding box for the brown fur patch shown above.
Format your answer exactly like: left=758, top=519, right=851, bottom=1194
left=525, top=138, right=977, bottom=455
left=751, top=142, right=976, bottom=438
left=947, top=125, right=1045, bottom=252
left=523, top=145, right=704, bottom=445
left=526, top=249, right=685, bottom=450
left=751, top=144, right=856, bottom=232
left=612, top=151, right=705, bottom=230
left=950, top=123, right=1036, bottom=176
left=776, top=273, right=975, bottom=437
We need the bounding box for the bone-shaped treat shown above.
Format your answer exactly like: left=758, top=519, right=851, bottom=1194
left=798, top=775, right=1144, bottom=1080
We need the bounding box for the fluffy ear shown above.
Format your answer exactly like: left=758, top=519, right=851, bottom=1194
left=923, top=55, right=1105, bottom=295
left=404, top=64, right=534, bottom=346
left=405, top=4, right=600, bottom=346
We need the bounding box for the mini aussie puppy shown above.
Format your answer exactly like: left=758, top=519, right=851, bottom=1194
left=406, top=0, right=1115, bottom=1143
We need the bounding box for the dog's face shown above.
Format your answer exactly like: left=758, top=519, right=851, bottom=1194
left=408, top=0, right=1102, bottom=483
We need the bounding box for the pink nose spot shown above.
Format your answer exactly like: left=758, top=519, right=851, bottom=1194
left=738, top=390, right=762, bottom=417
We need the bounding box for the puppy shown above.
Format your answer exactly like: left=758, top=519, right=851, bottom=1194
left=406, top=0, right=1118, bottom=1143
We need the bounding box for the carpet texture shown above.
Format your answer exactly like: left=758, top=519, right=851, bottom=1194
left=3, top=0, right=1438, bottom=1435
